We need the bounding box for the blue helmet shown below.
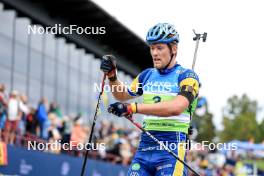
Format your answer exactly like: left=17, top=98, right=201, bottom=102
left=146, top=23, right=180, bottom=45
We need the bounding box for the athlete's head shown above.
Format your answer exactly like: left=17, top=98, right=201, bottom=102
left=146, top=23, right=179, bottom=70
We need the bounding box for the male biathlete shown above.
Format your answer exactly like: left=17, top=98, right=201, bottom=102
left=100, top=23, right=200, bottom=176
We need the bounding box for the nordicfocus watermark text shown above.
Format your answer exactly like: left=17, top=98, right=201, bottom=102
left=140, top=141, right=238, bottom=151
left=94, top=82, right=176, bottom=93
left=27, top=140, right=106, bottom=151
left=28, top=24, right=106, bottom=35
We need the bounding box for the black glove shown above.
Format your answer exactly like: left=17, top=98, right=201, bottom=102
left=108, top=102, right=137, bottom=117
left=100, top=55, right=117, bottom=81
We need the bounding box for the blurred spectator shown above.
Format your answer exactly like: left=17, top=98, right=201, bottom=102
left=48, top=113, right=61, bottom=140
left=70, top=117, right=88, bottom=147
left=0, top=84, right=8, bottom=140
left=18, top=94, right=30, bottom=136
left=48, top=113, right=61, bottom=154
left=234, top=157, right=247, bottom=175
left=98, top=120, right=111, bottom=139
left=60, top=116, right=73, bottom=146
left=106, top=138, right=122, bottom=164
left=36, top=97, right=50, bottom=140
left=200, top=155, right=209, bottom=169
left=119, top=136, right=132, bottom=165
left=49, top=101, right=62, bottom=119
left=25, top=107, right=39, bottom=135
left=5, top=90, right=22, bottom=144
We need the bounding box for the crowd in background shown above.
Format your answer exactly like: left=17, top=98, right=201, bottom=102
left=1, top=83, right=264, bottom=175
left=0, top=83, right=139, bottom=165
left=0, top=83, right=69, bottom=145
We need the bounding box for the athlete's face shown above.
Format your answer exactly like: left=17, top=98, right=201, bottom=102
left=150, top=43, right=177, bottom=69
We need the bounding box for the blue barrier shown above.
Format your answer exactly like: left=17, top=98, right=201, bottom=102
left=0, top=145, right=128, bottom=176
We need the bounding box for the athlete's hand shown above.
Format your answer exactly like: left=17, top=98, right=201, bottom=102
left=100, top=55, right=117, bottom=80
left=108, top=102, right=137, bottom=117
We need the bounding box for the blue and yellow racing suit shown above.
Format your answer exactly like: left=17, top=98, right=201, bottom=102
left=126, top=64, right=199, bottom=176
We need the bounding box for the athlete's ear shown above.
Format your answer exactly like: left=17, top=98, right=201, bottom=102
left=172, top=44, right=177, bottom=55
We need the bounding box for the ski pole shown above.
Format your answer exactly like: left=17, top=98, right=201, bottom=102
left=188, top=29, right=207, bottom=136
left=192, top=29, right=207, bottom=70
left=80, top=74, right=107, bottom=176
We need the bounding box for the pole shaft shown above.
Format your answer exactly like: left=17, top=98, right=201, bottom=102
left=80, top=74, right=106, bottom=176
left=192, top=39, right=200, bottom=70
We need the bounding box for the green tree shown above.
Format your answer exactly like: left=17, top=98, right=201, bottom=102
left=220, top=94, right=260, bottom=142
left=192, top=97, right=216, bottom=142
left=258, top=119, right=264, bottom=142
left=194, top=112, right=215, bottom=142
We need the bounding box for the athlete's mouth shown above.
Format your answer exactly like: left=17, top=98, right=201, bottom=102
left=153, top=58, right=161, bottom=62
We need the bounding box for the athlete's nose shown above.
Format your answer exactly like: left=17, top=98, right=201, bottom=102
left=151, top=48, right=158, bottom=57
